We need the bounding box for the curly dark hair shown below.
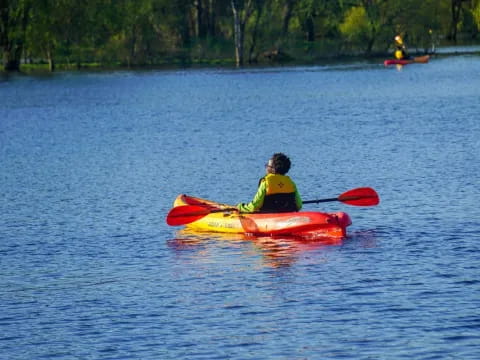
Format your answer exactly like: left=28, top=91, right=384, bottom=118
left=271, top=153, right=291, bottom=175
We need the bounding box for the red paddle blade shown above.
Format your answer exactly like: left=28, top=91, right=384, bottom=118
left=338, top=187, right=379, bottom=206
left=166, top=205, right=212, bottom=226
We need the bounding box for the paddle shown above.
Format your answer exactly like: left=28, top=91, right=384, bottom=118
left=166, top=187, right=379, bottom=226
left=303, top=187, right=379, bottom=206
left=166, top=205, right=237, bottom=226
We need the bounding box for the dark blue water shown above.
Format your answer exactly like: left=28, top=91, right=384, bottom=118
left=1, top=54, right=480, bottom=359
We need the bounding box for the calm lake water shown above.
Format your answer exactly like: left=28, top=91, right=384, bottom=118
left=1, top=53, right=480, bottom=359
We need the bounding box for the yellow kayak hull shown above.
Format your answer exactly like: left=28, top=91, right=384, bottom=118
left=173, top=194, right=352, bottom=238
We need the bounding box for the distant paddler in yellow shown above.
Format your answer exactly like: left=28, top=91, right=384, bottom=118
left=394, top=35, right=411, bottom=60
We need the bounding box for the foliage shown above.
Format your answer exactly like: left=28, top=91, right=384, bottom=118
left=1, top=0, right=479, bottom=71
left=474, top=0, right=480, bottom=30
left=340, top=6, right=372, bottom=44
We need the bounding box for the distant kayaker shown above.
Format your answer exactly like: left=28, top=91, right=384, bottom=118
left=237, top=153, right=302, bottom=213
left=394, top=35, right=411, bottom=60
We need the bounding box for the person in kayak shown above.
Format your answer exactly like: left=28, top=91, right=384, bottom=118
left=237, top=153, right=302, bottom=213
left=394, top=35, right=411, bottom=60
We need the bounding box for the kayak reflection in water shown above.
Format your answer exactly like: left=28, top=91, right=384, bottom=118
left=167, top=230, right=343, bottom=268
left=394, top=35, right=411, bottom=60
left=237, top=153, right=303, bottom=213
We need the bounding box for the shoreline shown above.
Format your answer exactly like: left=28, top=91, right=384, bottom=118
left=1, top=46, right=479, bottom=75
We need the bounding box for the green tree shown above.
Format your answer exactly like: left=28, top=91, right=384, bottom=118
left=1, top=0, right=32, bottom=71
left=340, top=6, right=371, bottom=46
left=338, top=0, right=387, bottom=55
left=473, top=0, right=480, bottom=31
left=231, top=0, right=255, bottom=66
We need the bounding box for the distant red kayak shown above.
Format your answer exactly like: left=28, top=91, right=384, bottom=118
left=384, top=55, right=430, bottom=66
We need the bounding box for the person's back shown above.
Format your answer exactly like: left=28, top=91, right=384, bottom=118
left=237, top=153, right=302, bottom=213
left=260, top=173, right=298, bottom=212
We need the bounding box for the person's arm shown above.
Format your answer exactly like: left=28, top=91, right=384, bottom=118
left=295, top=185, right=302, bottom=211
left=237, top=180, right=267, bottom=213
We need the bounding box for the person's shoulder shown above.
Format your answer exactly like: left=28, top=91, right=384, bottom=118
left=284, top=174, right=298, bottom=185
left=258, top=176, right=267, bottom=186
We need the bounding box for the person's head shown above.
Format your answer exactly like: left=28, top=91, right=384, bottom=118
left=266, top=153, right=291, bottom=175
left=395, top=35, right=403, bottom=44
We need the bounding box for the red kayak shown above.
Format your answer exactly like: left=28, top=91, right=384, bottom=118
left=384, top=55, right=430, bottom=66
left=166, top=188, right=379, bottom=239
left=168, top=194, right=352, bottom=238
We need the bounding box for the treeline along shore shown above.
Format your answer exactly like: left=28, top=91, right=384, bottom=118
left=1, top=0, right=480, bottom=72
